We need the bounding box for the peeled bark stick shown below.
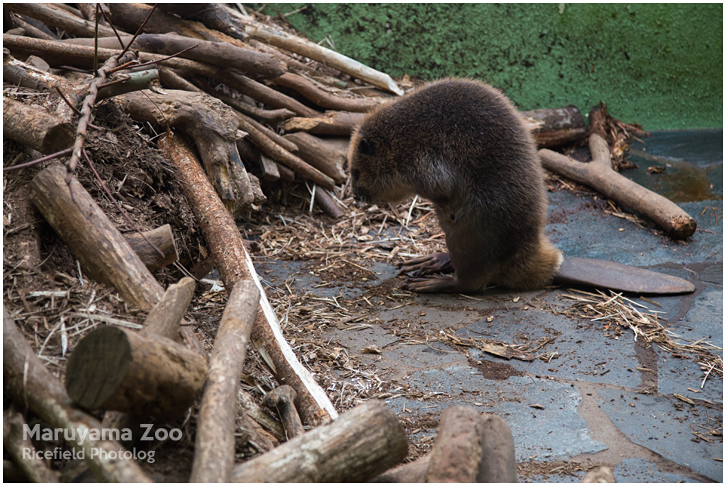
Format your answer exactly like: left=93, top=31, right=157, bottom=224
left=64, top=33, right=285, bottom=79
left=274, top=72, right=383, bottom=112
left=3, top=308, right=152, bottom=483
left=28, top=165, right=164, bottom=311
left=221, top=70, right=320, bottom=118
left=65, top=326, right=207, bottom=417
left=425, top=406, right=485, bottom=483
left=123, top=224, right=178, bottom=271
left=3, top=406, right=61, bottom=483
left=5, top=2, right=119, bottom=38
left=3, top=98, right=75, bottom=155
left=314, top=188, right=347, bottom=219
left=191, top=280, right=260, bottom=483
left=158, top=134, right=337, bottom=425
left=283, top=132, right=348, bottom=183
left=521, top=105, right=587, bottom=148
left=283, top=110, right=367, bottom=136
left=122, top=89, right=261, bottom=215
left=229, top=11, right=404, bottom=96
left=231, top=400, right=407, bottom=483
left=235, top=114, right=336, bottom=190
left=539, top=136, right=697, bottom=240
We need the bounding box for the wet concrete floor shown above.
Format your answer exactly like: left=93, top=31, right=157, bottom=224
left=256, top=130, right=723, bottom=482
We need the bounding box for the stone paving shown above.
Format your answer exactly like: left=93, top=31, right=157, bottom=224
left=256, top=130, right=723, bottom=482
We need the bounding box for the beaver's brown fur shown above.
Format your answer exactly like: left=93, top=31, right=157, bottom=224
left=348, top=78, right=562, bottom=293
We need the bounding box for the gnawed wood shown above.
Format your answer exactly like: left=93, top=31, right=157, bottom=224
left=123, top=224, right=178, bottom=271
left=3, top=97, right=74, bottom=154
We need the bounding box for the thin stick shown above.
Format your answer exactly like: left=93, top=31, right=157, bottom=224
left=3, top=148, right=73, bottom=172
left=119, top=4, right=157, bottom=58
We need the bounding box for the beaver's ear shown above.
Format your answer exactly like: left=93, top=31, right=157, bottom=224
left=359, top=138, right=374, bottom=156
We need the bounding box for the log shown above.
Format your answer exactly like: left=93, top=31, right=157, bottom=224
left=3, top=97, right=74, bottom=155
left=123, top=224, right=178, bottom=271
left=3, top=405, right=61, bottom=483
left=221, top=70, right=320, bottom=118
left=191, top=280, right=259, bottom=483
left=231, top=401, right=408, bottom=483
left=65, top=326, right=207, bottom=418
left=539, top=107, right=697, bottom=239
left=521, top=105, right=588, bottom=148
left=227, top=9, right=404, bottom=96
left=283, top=132, right=348, bottom=183
left=142, top=277, right=197, bottom=340
left=258, top=153, right=281, bottom=182
left=274, top=72, right=382, bottom=112
left=237, top=111, right=299, bottom=154
left=63, top=33, right=285, bottom=79
left=3, top=53, right=77, bottom=101
left=121, top=89, right=262, bottom=216
left=3, top=308, right=152, bottom=482
left=208, top=87, right=296, bottom=124
left=425, top=406, right=485, bottom=483
left=28, top=165, right=164, bottom=311
left=282, top=110, right=366, bottom=136
left=5, top=2, right=119, bottom=38
left=157, top=133, right=337, bottom=425
left=373, top=410, right=517, bottom=483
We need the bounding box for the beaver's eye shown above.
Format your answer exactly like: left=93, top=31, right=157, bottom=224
left=359, top=138, right=374, bottom=156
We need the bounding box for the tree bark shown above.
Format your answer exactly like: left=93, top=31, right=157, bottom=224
left=283, top=132, right=348, bottom=183
left=157, top=134, right=337, bottom=425
left=28, top=165, right=164, bottom=311
left=123, top=224, right=178, bottom=271
left=65, top=326, right=207, bottom=418
left=231, top=401, right=408, bottom=483
left=191, top=280, right=259, bottom=483
left=3, top=308, right=152, bottom=482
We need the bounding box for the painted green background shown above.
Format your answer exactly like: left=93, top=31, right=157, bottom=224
left=263, top=3, right=722, bottom=130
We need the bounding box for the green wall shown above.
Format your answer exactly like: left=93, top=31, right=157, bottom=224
left=265, top=3, right=722, bottom=130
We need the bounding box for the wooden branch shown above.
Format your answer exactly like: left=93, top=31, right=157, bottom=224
left=274, top=73, right=382, bottom=112
left=425, top=406, right=484, bottom=482
left=234, top=114, right=336, bottom=190
left=282, top=110, right=366, bottom=136
left=539, top=109, right=697, bottom=239
left=206, top=87, right=296, bottom=124
left=7, top=12, right=57, bottom=40
left=123, top=224, right=178, bottom=271
left=283, top=132, right=348, bottom=183
left=157, top=134, right=338, bottom=425
left=143, top=277, right=196, bottom=340
left=521, top=105, right=587, bottom=148
left=237, top=388, right=285, bottom=439
left=28, top=165, right=164, bottom=311
left=65, top=326, right=207, bottom=418
left=122, top=90, right=263, bottom=216
left=191, top=280, right=259, bottom=483
left=3, top=97, right=74, bottom=154
left=5, top=2, right=119, bottom=38
left=3, top=406, right=61, bottom=483
left=315, top=187, right=347, bottom=219
left=227, top=9, right=404, bottom=96
left=64, top=33, right=285, bottom=79
left=3, top=308, right=152, bottom=482
left=221, top=70, right=320, bottom=117
left=3, top=53, right=77, bottom=98
left=237, top=111, right=299, bottom=154
left=231, top=400, right=407, bottom=483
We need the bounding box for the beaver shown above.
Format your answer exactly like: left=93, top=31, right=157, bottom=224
left=348, top=78, right=563, bottom=293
